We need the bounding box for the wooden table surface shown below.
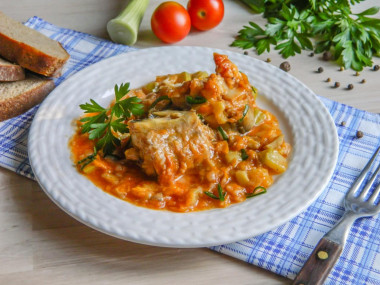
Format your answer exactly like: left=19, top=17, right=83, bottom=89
left=0, top=1, right=379, bottom=284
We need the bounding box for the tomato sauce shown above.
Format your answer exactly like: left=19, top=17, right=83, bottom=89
left=69, top=53, right=291, bottom=212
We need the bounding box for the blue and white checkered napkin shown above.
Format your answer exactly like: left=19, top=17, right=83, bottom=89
left=1, top=17, right=379, bottom=285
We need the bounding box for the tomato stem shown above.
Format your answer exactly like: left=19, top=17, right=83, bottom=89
left=198, top=10, right=206, bottom=18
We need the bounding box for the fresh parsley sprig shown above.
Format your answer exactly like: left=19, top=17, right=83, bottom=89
left=313, top=5, right=380, bottom=70
left=112, top=83, right=145, bottom=118
left=79, top=100, right=107, bottom=134
left=233, top=1, right=380, bottom=70
left=232, top=5, right=313, bottom=58
left=79, top=82, right=144, bottom=156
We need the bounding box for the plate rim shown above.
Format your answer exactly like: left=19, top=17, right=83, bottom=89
left=28, top=46, right=339, bottom=247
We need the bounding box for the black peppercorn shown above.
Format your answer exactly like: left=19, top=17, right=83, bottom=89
left=334, top=82, right=340, bottom=88
left=373, top=65, right=379, bottom=71
left=280, top=61, right=291, bottom=72
left=317, top=67, right=324, bottom=73
left=347, top=84, right=354, bottom=90
left=323, top=51, right=332, bottom=61
left=356, top=131, right=364, bottom=138
left=309, top=52, right=314, bottom=57
left=244, top=51, right=248, bottom=55
left=361, top=79, right=366, bottom=84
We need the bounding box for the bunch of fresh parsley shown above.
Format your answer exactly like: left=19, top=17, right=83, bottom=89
left=79, top=82, right=144, bottom=156
left=234, top=0, right=380, bottom=70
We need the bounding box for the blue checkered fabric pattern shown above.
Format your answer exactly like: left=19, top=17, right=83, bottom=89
left=0, top=17, right=379, bottom=285
left=212, top=98, right=380, bottom=284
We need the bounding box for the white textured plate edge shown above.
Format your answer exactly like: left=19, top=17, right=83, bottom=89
left=28, top=46, right=339, bottom=248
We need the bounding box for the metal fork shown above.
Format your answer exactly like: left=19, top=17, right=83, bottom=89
left=293, top=146, right=380, bottom=285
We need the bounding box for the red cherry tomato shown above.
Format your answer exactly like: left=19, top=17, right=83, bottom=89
left=151, top=1, right=191, bottom=43
left=187, top=0, right=224, bottom=31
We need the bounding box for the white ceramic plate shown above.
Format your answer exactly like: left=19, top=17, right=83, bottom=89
left=28, top=47, right=339, bottom=248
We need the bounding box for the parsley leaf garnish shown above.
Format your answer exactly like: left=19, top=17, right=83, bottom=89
left=79, top=100, right=107, bottom=134
left=79, top=82, right=144, bottom=156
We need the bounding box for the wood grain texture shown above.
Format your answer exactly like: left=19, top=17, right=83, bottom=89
left=0, top=0, right=379, bottom=284
left=292, top=238, right=343, bottom=285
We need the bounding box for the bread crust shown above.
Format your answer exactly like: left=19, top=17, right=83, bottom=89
left=0, top=79, right=55, bottom=122
left=0, top=33, right=69, bottom=78
left=0, top=63, right=25, bottom=81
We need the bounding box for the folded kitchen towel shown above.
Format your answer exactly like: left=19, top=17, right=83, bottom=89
left=0, top=17, right=379, bottom=285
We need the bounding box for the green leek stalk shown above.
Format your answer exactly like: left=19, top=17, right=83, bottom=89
left=107, top=0, right=149, bottom=45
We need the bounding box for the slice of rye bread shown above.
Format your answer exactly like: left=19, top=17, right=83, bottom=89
left=0, top=11, right=70, bottom=78
left=0, top=57, right=25, bottom=81
left=0, top=74, right=55, bottom=122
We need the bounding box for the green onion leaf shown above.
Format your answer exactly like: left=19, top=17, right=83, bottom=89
left=217, top=126, right=229, bottom=141
left=186, top=95, right=207, bottom=104
left=204, top=191, right=219, bottom=200
left=149, top=95, right=171, bottom=109
left=204, top=183, right=227, bottom=201
left=77, top=147, right=98, bottom=170
left=239, top=104, right=249, bottom=123
left=241, top=149, right=249, bottom=160
left=246, top=186, right=267, bottom=198
left=217, top=183, right=227, bottom=201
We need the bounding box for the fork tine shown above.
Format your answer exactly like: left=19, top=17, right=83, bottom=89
left=358, top=161, right=380, bottom=200
left=368, top=162, right=380, bottom=205
left=368, top=183, right=380, bottom=206
left=346, top=146, right=380, bottom=198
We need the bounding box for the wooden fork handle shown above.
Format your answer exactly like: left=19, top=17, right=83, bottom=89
left=292, top=237, right=343, bottom=285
